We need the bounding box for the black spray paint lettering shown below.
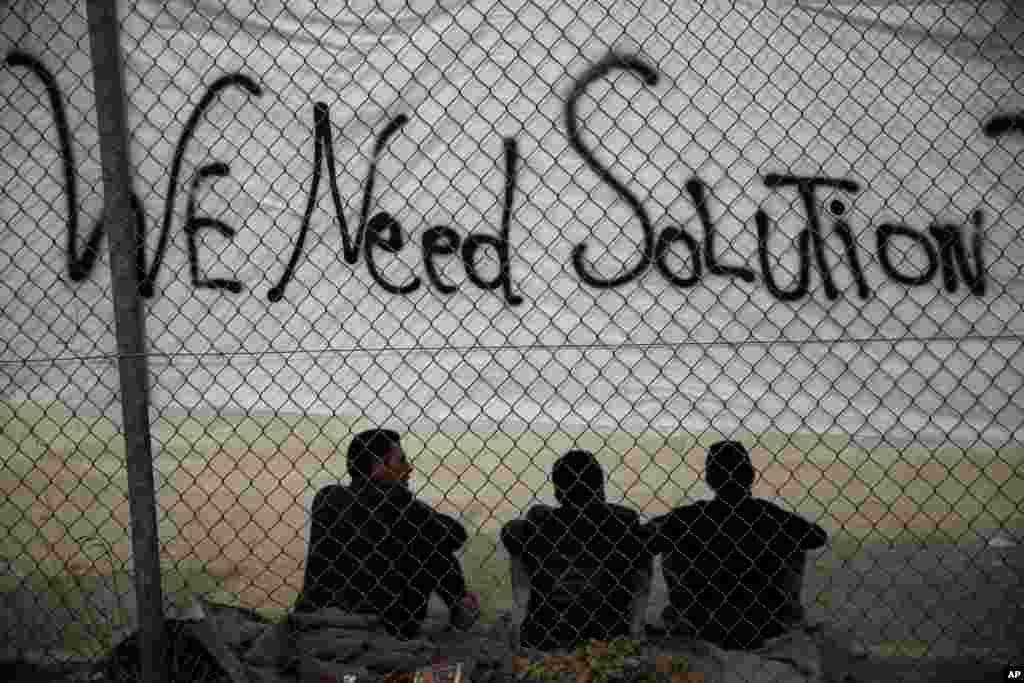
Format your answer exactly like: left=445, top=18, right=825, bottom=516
left=876, top=222, right=939, bottom=286
left=983, top=112, right=1024, bottom=138
left=929, top=212, right=985, bottom=296
left=3, top=49, right=993, bottom=305
left=688, top=178, right=756, bottom=284
left=460, top=138, right=524, bottom=305
left=5, top=52, right=108, bottom=281
left=185, top=162, right=243, bottom=293
left=564, top=53, right=659, bottom=289
left=655, top=225, right=702, bottom=287
left=2, top=53, right=262, bottom=294
left=758, top=175, right=867, bottom=301
left=756, top=211, right=812, bottom=301
left=829, top=199, right=872, bottom=300
left=558, top=54, right=985, bottom=301
left=422, top=225, right=461, bottom=294
left=146, top=73, right=262, bottom=298
left=267, top=103, right=407, bottom=302
left=269, top=103, right=523, bottom=304
left=876, top=212, right=986, bottom=295
left=363, top=211, right=420, bottom=295
left=364, top=138, right=523, bottom=303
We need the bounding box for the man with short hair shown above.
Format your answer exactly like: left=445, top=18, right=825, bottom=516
left=645, top=440, right=828, bottom=650
left=296, top=428, right=480, bottom=638
left=501, top=450, right=652, bottom=651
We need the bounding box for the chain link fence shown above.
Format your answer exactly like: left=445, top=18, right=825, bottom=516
left=2, top=0, right=1023, bottom=674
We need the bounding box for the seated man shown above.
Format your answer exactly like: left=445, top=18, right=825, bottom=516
left=645, top=440, right=828, bottom=650
left=295, top=428, right=480, bottom=639
left=501, top=450, right=653, bottom=651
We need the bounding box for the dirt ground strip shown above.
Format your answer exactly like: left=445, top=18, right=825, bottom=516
left=2, top=439, right=1022, bottom=660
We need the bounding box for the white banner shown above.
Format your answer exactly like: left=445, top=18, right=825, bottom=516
left=1, top=0, right=1022, bottom=445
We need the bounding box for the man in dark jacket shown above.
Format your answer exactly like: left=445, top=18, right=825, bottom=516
left=501, top=450, right=652, bottom=651
left=296, top=428, right=480, bottom=638
left=645, top=440, right=828, bottom=650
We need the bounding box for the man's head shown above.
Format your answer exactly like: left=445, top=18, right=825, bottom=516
left=552, top=449, right=605, bottom=506
left=347, top=428, right=411, bottom=487
left=706, top=440, right=754, bottom=499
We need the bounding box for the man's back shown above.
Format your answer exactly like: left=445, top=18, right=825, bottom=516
left=647, top=497, right=826, bottom=649
left=298, top=481, right=467, bottom=620
left=502, top=502, right=650, bottom=650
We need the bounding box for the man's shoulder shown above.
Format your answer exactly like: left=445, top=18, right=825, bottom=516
left=344, top=481, right=426, bottom=522
left=313, top=484, right=355, bottom=505
left=749, top=497, right=806, bottom=524
left=310, top=485, right=361, bottom=525
left=605, top=504, right=649, bottom=538
left=555, top=502, right=642, bottom=530
left=525, top=503, right=556, bottom=522
left=606, top=502, right=642, bottom=522
left=650, top=501, right=715, bottom=538
left=511, top=501, right=637, bottom=533
left=668, top=500, right=710, bottom=521
left=350, top=479, right=417, bottom=502
left=386, top=486, right=433, bottom=519
left=316, top=483, right=350, bottom=494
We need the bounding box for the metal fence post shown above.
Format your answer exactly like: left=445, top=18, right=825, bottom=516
left=84, top=2, right=167, bottom=682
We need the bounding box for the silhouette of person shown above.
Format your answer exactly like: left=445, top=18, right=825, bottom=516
left=296, top=428, right=480, bottom=638
left=645, top=440, right=827, bottom=650
left=501, top=450, right=652, bottom=651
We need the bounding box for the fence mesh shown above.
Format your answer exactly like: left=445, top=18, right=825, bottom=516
left=2, top=0, right=1023, bottom=674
